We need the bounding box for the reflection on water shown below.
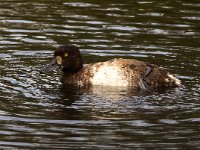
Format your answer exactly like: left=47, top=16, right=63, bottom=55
left=0, top=0, right=200, bottom=149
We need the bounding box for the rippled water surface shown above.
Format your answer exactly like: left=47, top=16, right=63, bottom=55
left=0, top=0, right=200, bottom=149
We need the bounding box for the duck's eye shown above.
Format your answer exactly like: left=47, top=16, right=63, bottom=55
left=64, top=53, right=68, bottom=57
left=56, top=56, right=63, bottom=65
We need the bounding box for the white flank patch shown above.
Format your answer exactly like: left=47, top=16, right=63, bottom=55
left=90, top=64, right=129, bottom=87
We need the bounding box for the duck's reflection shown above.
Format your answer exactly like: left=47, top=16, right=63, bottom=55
left=56, top=85, right=141, bottom=113
left=45, top=83, right=181, bottom=120
left=60, top=84, right=140, bottom=101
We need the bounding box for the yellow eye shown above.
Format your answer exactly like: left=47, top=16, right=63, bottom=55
left=56, top=56, right=62, bottom=65
left=64, top=53, right=68, bottom=57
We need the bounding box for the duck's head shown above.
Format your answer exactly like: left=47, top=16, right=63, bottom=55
left=40, top=45, right=83, bottom=74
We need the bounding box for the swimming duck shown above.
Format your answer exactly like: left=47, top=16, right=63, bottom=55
left=40, top=44, right=181, bottom=90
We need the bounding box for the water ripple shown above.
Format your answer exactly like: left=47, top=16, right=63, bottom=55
left=0, top=0, right=199, bottom=149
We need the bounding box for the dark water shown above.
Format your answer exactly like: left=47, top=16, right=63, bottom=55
left=0, top=0, right=200, bottom=149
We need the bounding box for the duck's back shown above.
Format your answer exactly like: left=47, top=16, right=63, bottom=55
left=89, top=58, right=147, bottom=87
left=62, top=58, right=180, bottom=89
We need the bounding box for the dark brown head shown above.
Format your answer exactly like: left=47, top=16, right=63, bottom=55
left=40, top=45, right=83, bottom=73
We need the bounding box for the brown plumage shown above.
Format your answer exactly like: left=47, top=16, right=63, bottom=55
left=40, top=45, right=181, bottom=90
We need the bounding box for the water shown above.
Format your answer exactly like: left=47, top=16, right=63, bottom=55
left=0, top=0, right=200, bottom=149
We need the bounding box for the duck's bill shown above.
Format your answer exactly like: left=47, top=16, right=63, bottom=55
left=40, top=59, right=61, bottom=74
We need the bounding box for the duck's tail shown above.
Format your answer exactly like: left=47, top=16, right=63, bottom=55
left=165, top=73, right=181, bottom=87
left=139, top=65, right=181, bottom=90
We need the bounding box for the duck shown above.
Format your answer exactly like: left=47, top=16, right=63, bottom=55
left=40, top=44, right=181, bottom=90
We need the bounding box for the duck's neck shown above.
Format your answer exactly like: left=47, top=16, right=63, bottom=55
left=61, top=67, right=85, bottom=85
left=62, top=57, right=83, bottom=73
left=62, top=65, right=83, bottom=73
